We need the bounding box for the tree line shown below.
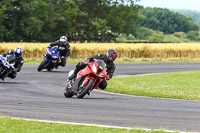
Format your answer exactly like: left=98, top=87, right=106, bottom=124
left=138, top=7, right=199, bottom=34
left=0, top=0, right=199, bottom=42
left=173, top=9, right=200, bottom=26
left=130, top=7, right=200, bottom=42
left=0, top=0, right=140, bottom=42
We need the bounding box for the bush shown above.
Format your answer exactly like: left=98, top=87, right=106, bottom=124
left=163, top=35, right=182, bottom=43
left=116, top=34, right=135, bottom=42
left=135, top=27, right=154, bottom=40
left=147, top=31, right=164, bottom=42
left=187, top=30, right=200, bottom=41
left=173, top=32, right=187, bottom=38
left=116, top=34, right=127, bottom=42
left=127, top=34, right=135, bottom=40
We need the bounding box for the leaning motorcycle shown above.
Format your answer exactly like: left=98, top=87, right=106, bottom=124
left=64, top=59, right=107, bottom=98
left=37, top=46, right=61, bottom=72
left=0, top=55, right=15, bottom=81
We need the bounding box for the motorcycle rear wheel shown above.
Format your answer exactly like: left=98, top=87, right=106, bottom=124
left=77, top=78, right=95, bottom=98
left=64, top=84, right=74, bottom=98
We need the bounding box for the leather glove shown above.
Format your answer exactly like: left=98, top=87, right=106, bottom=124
left=84, top=59, right=90, bottom=65
left=106, top=75, right=110, bottom=80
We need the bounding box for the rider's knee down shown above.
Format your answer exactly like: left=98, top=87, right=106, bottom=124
left=99, top=81, right=107, bottom=90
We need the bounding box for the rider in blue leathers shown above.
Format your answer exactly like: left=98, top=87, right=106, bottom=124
left=2, top=47, right=24, bottom=79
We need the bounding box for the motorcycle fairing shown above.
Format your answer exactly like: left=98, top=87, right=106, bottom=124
left=0, top=56, right=15, bottom=78
left=45, top=47, right=60, bottom=61
left=77, top=66, right=93, bottom=79
left=43, top=47, right=61, bottom=69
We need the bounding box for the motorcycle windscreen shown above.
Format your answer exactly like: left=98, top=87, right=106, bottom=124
left=6, top=55, right=16, bottom=64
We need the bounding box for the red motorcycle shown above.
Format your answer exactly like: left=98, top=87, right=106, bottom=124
left=64, top=59, right=107, bottom=98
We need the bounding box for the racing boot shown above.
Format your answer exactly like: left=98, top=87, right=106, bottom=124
left=55, top=64, right=59, bottom=69
left=59, top=57, right=66, bottom=67
left=8, top=71, right=17, bottom=79
left=68, top=68, right=79, bottom=80
left=68, top=62, right=86, bottom=80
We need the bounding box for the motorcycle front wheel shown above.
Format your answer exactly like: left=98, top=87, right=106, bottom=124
left=37, top=60, right=48, bottom=72
left=77, top=78, right=95, bottom=98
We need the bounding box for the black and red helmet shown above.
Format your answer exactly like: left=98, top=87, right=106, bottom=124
left=106, top=49, right=117, bottom=62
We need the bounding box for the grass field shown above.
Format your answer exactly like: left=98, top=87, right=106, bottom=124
left=107, top=71, right=200, bottom=100
left=0, top=117, right=178, bottom=133
left=2, top=42, right=200, bottom=60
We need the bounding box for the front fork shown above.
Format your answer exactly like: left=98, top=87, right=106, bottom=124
left=81, top=76, right=96, bottom=89
left=0, top=68, right=9, bottom=78
left=43, top=57, right=51, bottom=67
left=80, top=76, right=102, bottom=95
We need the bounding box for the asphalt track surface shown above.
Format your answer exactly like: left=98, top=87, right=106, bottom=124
left=1, top=63, right=200, bottom=132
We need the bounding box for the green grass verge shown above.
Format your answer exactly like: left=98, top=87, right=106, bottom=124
left=116, top=59, right=200, bottom=63
left=24, top=58, right=200, bottom=64
left=0, top=117, right=178, bottom=133
left=107, top=71, right=200, bottom=100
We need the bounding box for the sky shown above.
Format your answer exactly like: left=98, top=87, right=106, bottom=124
left=135, top=0, right=200, bottom=11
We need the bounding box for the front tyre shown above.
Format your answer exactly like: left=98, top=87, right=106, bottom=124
left=77, top=79, right=95, bottom=98
left=64, top=84, right=74, bottom=98
left=37, top=60, right=48, bottom=72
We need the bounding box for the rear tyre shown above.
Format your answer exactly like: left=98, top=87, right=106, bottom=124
left=64, top=84, right=74, bottom=98
left=38, top=60, right=48, bottom=72
left=77, top=79, right=95, bottom=98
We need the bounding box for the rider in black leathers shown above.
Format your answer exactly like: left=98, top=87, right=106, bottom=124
left=68, top=49, right=117, bottom=89
left=48, top=36, right=70, bottom=68
left=2, top=47, right=24, bottom=79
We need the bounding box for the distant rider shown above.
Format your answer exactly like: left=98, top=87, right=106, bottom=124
left=48, top=36, right=70, bottom=68
left=68, top=49, right=117, bottom=89
left=3, top=47, right=24, bottom=79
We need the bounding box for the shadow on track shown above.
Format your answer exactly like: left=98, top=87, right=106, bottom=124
left=64, top=97, right=109, bottom=100
left=0, top=81, right=27, bottom=84
left=40, top=71, right=69, bottom=73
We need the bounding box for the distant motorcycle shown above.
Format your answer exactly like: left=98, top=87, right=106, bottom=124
left=38, top=46, right=61, bottom=71
left=64, top=59, right=107, bottom=98
left=0, top=55, right=15, bottom=81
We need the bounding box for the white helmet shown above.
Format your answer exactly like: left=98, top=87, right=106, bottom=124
left=59, top=36, right=67, bottom=44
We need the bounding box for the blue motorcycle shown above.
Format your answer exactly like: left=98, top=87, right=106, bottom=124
left=37, top=46, right=61, bottom=72
left=0, top=55, right=15, bottom=81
